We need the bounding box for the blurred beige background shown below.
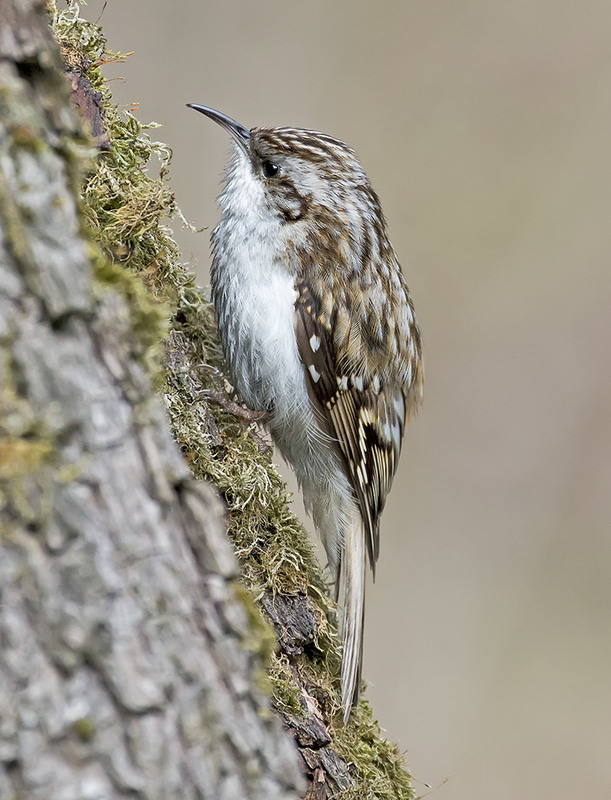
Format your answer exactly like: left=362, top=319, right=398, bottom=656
left=85, top=1, right=611, bottom=797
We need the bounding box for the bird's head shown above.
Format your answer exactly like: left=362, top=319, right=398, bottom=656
left=187, top=104, right=374, bottom=229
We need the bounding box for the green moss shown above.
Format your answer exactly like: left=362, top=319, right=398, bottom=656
left=234, top=582, right=276, bottom=659
left=0, top=437, right=54, bottom=479
left=0, top=367, right=53, bottom=461
left=72, top=717, right=96, bottom=742
left=233, top=582, right=277, bottom=697
left=10, top=123, right=43, bottom=151
left=269, top=652, right=305, bottom=719
left=332, top=701, right=415, bottom=799
left=48, top=2, right=415, bottom=796
left=90, top=245, right=168, bottom=383
left=51, top=0, right=180, bottom=379
left=0, top=373, right=60, bottom=532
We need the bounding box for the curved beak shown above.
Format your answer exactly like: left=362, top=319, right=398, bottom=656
left=187, top=104, right=250, bottom=152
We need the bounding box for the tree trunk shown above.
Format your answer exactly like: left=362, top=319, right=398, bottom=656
left=0, top=1, right=415, bottom=798
left=0, top=1, right=302, bottom=798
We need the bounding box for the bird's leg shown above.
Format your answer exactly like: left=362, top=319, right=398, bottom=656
left=194, top=389, right=272, bottom=425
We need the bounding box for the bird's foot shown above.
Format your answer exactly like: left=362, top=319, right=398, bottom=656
left=195, top=389, right=271, bottom=425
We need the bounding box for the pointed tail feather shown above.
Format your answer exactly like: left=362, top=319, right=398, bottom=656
left=340, top=514, right=366, bottom=723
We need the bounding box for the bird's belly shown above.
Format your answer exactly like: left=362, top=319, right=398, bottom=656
left=211, top=231, right=344, bottom=492
left=215, top=266, right=308, bottom=417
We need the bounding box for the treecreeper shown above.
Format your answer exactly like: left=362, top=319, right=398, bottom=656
left=188, top=104, right=423, bottom=723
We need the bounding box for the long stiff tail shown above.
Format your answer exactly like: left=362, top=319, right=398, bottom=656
left=339, top=514, right=366, bottom=723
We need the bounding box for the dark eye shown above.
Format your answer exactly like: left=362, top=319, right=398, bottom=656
left=262, top=160, right=280, bottom=178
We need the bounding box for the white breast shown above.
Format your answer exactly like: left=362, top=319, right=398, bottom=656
left=211, top=151, right=314, bottom=437
left=216, top=246, right=306, bottom=422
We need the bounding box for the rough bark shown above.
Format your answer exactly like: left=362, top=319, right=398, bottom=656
left=0, top=1, right=303, bottom=798
left=0, top=1, right=418, bottom=798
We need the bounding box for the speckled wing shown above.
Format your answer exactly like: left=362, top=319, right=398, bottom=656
left=294, top=278, right=412, bottom=575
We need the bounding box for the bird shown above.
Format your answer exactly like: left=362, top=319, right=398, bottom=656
left=187, top=104, right=423, bottom=722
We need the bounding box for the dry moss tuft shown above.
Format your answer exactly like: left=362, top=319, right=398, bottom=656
left=50, top=2, right=416, bottom=796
